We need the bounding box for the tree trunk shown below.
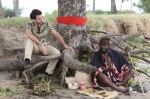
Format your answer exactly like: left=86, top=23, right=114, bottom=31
left=0, top=0, right=4, bottom=18
left=120, top=0, right=123, bottom=11
left=58, top=0, right=97, bottom=73
left=0, top=29, right=4, bottom=56
left=13, top=0, right=19, bottom=17
left=131, top=0, right=133, bottom=11
left=0, top=52, right=61, bottom=71
left=93, top=0, right=95, bottom=13
left=111, top=0, right=117, bottom=14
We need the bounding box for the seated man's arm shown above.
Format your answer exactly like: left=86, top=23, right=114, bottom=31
left=50, top=28, right=73, bottom=51
left=26, top=29, right=43, bottom=46
left=50, top=28, right=66, bottom=47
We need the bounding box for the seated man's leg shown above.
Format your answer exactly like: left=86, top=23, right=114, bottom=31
left=45, top=46, right=60, bottom=75
left=24, top=39, right=33, bottom=61
left=24, top=38, right=40, bottom=69
left=97, top=73, right=129, bottom=93
left=119, top=68, right=135, bottom=86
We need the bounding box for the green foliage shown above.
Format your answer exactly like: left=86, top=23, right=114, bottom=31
left=139, top=68, right=150, bottom=74
left=126, top=79, right=134, bottom=86
left=126, top=36, right=146, bottom=65
left=80, top=55, right=90, bottom=65
left=0, top=86, right=25, bottom=96
left=0, top=17, right=30, bottom=28
left=135, top=81, right=144, bottom=86
left=136, top=0, right=150, bottom=13
left=86, top=14, right=104, bottom=32
left=129, top=57, right=139, bottom=66
left=126, top=36, right=143, bottom=50
left=140, top=53, right=150, bottom=57
left=0, top=14, right=56, bottom=28
left=45, top=10, right=58, bottom=18
left=31, top=77, right=52, bottom=96
left=3, top=7, right=23, bottom=18
left=45, top=10, right=58, bottom=25
left=126, top=79, right=145, bottom=87
left=87, top=9, right=136, bottom=15
left=117, top=10, right=136, bottom=14
left=95, top=10, right=111, bottom=15
left=3, top=8, right=15, bottom=18
left=126, top=36, right=150, bottom=64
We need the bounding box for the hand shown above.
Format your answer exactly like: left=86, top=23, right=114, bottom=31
left=65, top=45, right=74, bottom=51
left=41, top=44, right=48, bottom=55
left=102, top=67, right=115, bottom=74
left=107, top=67, right=115, bottom=74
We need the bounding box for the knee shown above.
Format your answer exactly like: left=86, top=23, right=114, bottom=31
left=48, top=46, right=61, bottom=55
left=50, top=50, right=60, bottom=55
left=130, top=68, right=135, bottom=75
left=54, top=50, right=60, bottom=55
left=98, top=72, right=106, bottom=79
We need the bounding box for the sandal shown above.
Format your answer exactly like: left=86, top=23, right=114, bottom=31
left=131, top=85, right=148, bottom=93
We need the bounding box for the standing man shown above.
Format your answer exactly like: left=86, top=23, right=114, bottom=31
left=24, top=9, right=72, bottom=75
left=91, top=37, right=135, bottom=93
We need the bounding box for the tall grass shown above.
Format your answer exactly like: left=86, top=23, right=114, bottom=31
left=0, top=13, right=150, bottom=37
left=0, top=17, right=29, bottom=28
left=0, top=12, right=58, bottom=28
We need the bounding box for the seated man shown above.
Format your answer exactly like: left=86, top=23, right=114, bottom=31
left=24, top=9, right=72, bottom=75
left=91, top=37, right=135, bottom=93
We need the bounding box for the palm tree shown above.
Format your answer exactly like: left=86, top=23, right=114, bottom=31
left=131, top=0, right=133, bottom=11
left=13, top=0, right=19, bottom=17
left=0, top=0, right=4, bottom=18
left=93, top=0, right=95, bottom=13
left=111, top=0, right=117, bottom=14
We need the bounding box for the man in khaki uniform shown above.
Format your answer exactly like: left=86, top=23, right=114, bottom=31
left=24, top=9, right=72, bottom=75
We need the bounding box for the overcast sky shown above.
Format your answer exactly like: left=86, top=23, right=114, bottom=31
left=1, top=0, right=140, bottom=17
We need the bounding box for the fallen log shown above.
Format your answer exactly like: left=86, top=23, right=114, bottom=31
left=62, top=49, right=97, bottom=74
left=0, top=53, right=61, bottom=71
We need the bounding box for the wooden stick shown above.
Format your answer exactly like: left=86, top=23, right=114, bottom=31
left=127, top=51, right=145, bottom=96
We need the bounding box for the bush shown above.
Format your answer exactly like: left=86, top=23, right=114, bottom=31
left=117, top=10, right=136, bottom=14
left=3, top=8, right=15, bottom=18
left=95, top=10, right=111, bottom=15
left=3, top=7, right=23, bottom=18
left=87, top=10, right=136, bottom=15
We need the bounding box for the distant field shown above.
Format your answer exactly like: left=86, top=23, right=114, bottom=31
left=0, top=13, right=150, bottom=37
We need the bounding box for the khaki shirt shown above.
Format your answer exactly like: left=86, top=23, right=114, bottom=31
left=26, top=20, right=53, bottom=46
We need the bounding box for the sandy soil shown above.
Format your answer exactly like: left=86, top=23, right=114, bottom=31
left=0, top=61, right=150, bottom=99
left=0, top=27, right=150, bottom=98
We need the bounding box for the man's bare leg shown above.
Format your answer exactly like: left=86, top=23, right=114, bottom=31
left=118, top=68, right=135, bottom=86
left=97, top=73, right=129, bottom=93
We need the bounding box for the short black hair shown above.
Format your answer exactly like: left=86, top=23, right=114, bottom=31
left=99, top=37, right=111, bottom=46
left=30, top=9, right=42, bottom=19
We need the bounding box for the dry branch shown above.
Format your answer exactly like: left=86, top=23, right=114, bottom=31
left=121, top=52, right=150, bottom=64
left=115, top=32, right=141, bottom=42
left=132, top=50, right=150, bottom=55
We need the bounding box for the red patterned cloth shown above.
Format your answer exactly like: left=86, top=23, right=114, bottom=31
left=57, top=16, right=87, bottom=26
left=93, top=63, right=129, bottom=87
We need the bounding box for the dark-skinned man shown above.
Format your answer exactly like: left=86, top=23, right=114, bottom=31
left=91, top=37, right=135, bottom=93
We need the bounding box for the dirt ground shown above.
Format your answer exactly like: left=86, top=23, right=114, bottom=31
left=0, top=28, right=149, bottom=99
left=0, top=60, right=150, bottom=99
